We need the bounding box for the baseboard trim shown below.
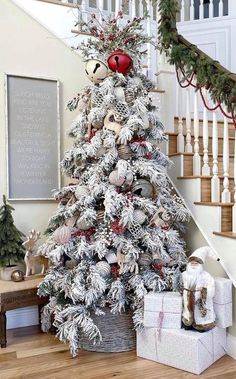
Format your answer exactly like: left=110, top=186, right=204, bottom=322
left=227, top=333, right=236, bottom=360
left=6, top=306, right=39, bottom=330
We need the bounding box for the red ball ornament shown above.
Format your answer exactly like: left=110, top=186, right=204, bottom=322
left=107, top=49, right=133, bottom=75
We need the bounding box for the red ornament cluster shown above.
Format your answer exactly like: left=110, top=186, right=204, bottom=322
left=107, top=49, right=133, bottom=75
left=111, top=219, right=126, bottom=235
left=72, top=228, right=95, bottom=241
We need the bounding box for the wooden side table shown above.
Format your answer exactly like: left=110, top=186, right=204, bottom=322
left=0, top=275, right=47, bottom=348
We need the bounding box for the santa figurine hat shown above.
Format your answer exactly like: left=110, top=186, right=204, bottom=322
left=188, top=246, right=220, bottom=264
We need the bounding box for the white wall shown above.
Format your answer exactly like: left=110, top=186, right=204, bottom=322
left=177, top=16, right=236, bottom=73
left=0, top=0, right=89, bottom=328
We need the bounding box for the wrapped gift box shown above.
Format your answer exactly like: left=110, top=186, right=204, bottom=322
left=137, top=327, right=226, bottom=375
left=214, top=277, right=232, bottom=328
left=144, top=291, right=182, bottom=329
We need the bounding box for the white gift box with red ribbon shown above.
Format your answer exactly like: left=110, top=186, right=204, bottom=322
left=144, top=291, right=182, bottom=329
left=137, top=326, right=226, bottom=375
left=214, top=277, right=232, bottom=328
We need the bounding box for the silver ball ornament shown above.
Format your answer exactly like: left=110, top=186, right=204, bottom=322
left=132, top=179, right=154, bottom=198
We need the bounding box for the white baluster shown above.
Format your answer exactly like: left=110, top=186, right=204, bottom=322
left=177, top=84, right=184, bottom=153
left=185, top=86, right=192, bottom=153
left=138, top=0, right=144, bottom=17
left=97, top=0, right=104, bottom=22
left=81, top=0, right=88, bottom=22
left=219, top=0, right=224, bottom=17
left=211, top=111, right=220, bottom=202
left=221, top=113, right=231, bottom=203
left=233, top=129, right=236, bottom=232
left=199, top=0, right=204, bottom=19
left=193, top=90, right=201, bottom=175
left=146, top=0, right=152, bottom=79
left=129, top=0, right=136, bottom=18
left=115, top=0, right=121, bottom=15
left=209, top=0, right=214, bottom=18
left=107, top=0, right=111, bottom=12
left=180, top=0, right=185, bottom=21
left=190, top=0, right=195, bottom=20
left=202, top=89, right=210, bottom=176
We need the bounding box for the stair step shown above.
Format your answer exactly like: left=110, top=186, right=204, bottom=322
left=171, top=153, right=234, bottom=177
left=194, top=202, right=234, bottom=207
left=40, top=0, right=79, bottom=7
left=169, top=152, right=234, bottom=158
left=174, top=117, right=235, bottom=138
left=167, top=133, right=235, bottom=156
left=213, top=231, right=236, bottom=239
left=174, top=116, right=235, bottom=126
left=177, top=176, right=234, bottom=179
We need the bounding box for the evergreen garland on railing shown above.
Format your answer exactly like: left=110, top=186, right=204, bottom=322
left=157, top=0, right=236, bottom=121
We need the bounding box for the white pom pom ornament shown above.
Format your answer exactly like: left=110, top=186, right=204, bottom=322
left=75, top=185, right=89, bottom=200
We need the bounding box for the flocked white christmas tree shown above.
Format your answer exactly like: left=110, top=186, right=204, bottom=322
left=38, top=10, right=190, bottom=356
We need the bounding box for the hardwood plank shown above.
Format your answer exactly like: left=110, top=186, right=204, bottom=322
left=1, top=327, right=236, bottom=379
left=194, top=202, right=234, bottom=207
left=17, top=344, right=68, bottom=358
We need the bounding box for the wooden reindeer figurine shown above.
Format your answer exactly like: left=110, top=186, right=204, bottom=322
left=104, top=110, right=123, bottom=140
left=117, top=248, right=139, bottom=275
left=23, top=230, right=49, bottom=277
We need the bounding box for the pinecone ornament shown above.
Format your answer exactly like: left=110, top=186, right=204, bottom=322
left=118, top=145, right=132, bottom=160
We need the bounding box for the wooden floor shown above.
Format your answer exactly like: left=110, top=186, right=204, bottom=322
left=0, top=326, right=236, bottom=379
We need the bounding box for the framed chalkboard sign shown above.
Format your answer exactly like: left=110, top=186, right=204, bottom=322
left=5, top=74, right=60, bottom=200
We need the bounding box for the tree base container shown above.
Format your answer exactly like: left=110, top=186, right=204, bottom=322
left=80, top=308, right=136, bottom=352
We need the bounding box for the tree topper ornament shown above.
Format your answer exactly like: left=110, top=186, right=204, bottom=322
left=108, top=50, right=133, bottom=75
left=85, top=58, right=108, bottom=84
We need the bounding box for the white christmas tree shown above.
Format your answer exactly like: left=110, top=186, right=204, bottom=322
left=38, top=11, right=190, bottom=356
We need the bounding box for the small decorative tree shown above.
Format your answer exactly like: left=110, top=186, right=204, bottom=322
left=0, top=195, right=25, bottom=267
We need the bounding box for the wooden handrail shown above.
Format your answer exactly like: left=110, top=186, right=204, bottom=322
left=178, top=35, right=236, bottom=82
left=37, top=0, right=79, bottom=8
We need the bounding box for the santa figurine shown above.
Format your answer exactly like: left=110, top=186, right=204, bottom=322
left=182, top=246, right=220, bottom=332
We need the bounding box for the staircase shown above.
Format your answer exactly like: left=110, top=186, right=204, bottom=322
left=166, top=111, right=236, bottom=285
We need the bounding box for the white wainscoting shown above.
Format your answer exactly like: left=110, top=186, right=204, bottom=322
left=6, top=306, right=39, bottom=330
left=227, top=333, right=236, bottom=360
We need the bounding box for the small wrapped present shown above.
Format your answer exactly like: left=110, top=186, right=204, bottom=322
left=214, top=277, right=232, bottom=328
left=137, top=326, right=226, bottom=375
left=144, top=291, right=182, bottom=329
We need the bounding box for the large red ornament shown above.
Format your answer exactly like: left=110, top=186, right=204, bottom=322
left=107, top=50, right=133, bottom=75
